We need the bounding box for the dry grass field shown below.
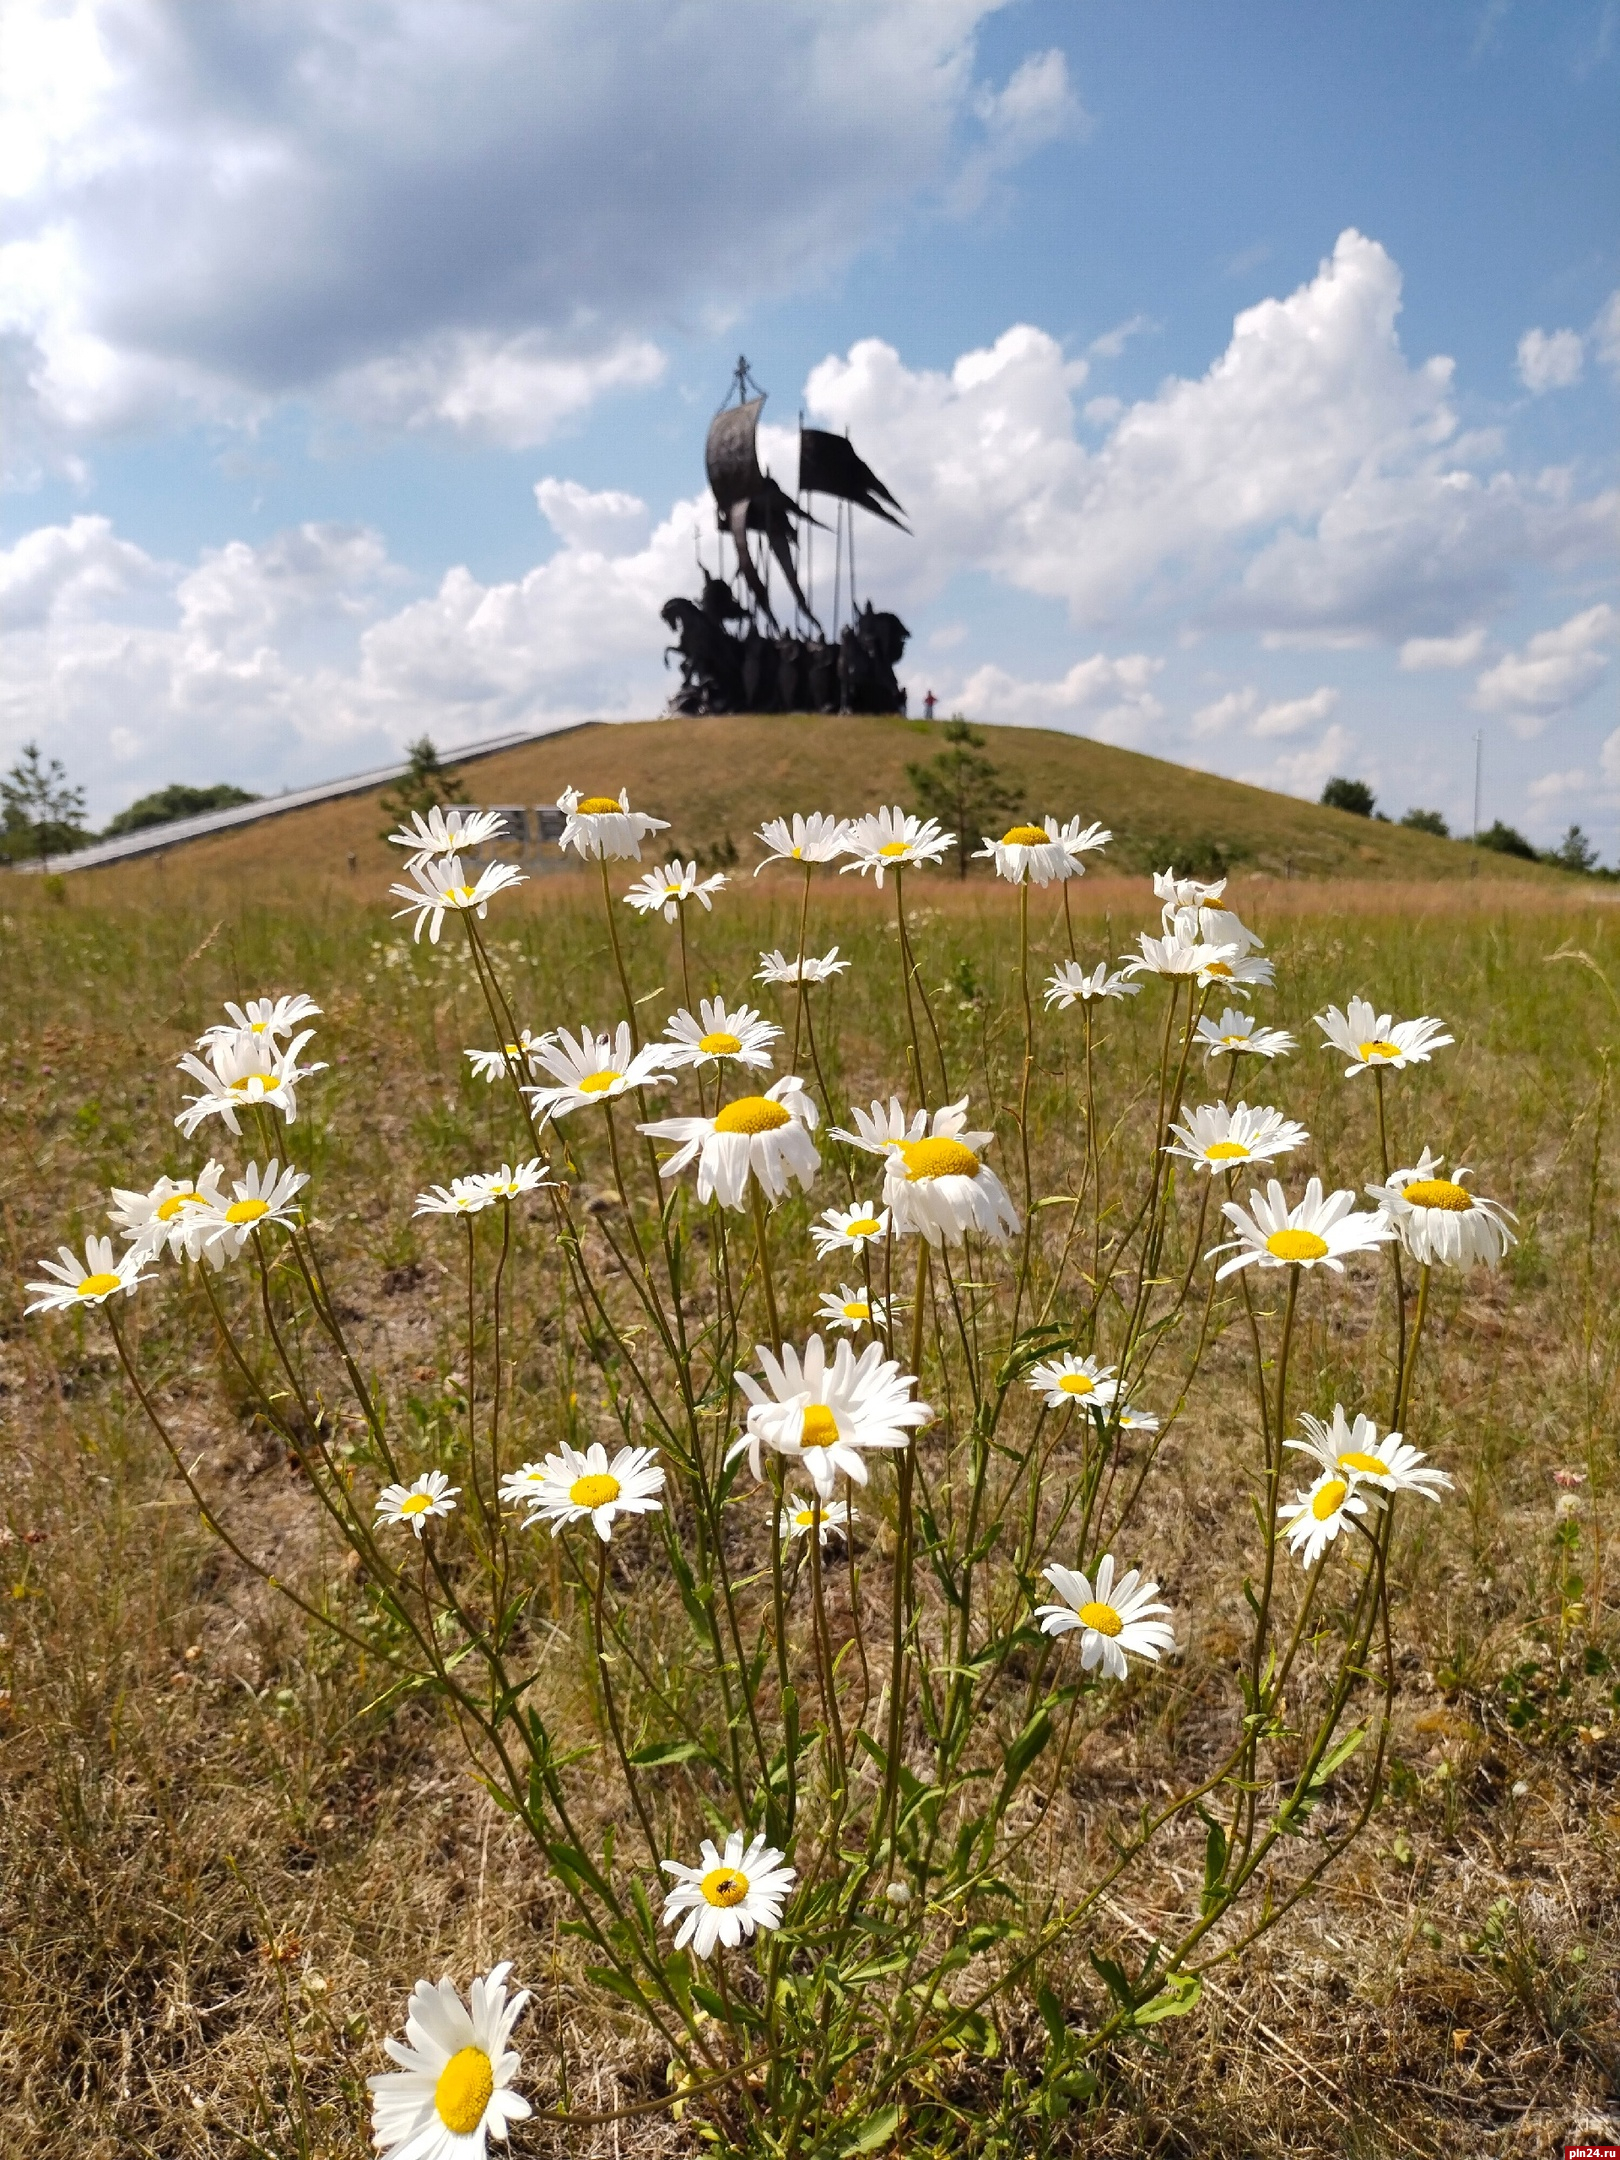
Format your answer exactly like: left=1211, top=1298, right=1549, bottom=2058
left=1, top=760, right=1614, bottom=2157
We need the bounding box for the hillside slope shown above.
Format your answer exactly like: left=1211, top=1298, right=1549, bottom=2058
left=89, top=711, right=1551, bottom=887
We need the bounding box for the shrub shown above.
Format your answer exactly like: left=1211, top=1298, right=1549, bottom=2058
left=1401, top=808, right=1449, bottom=837
left=1321, top=776, right=1375, bottom=817
left=1476, top=820, right=1538, bottom=861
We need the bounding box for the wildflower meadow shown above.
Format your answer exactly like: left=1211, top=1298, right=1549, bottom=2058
left=3, top=793, right=1616, bottom=2158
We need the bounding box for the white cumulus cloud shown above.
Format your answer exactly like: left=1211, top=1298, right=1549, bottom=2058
left=1472, top=603, right=1615, bottom=736
left=801, top=231, right=1615, bottom=645
left=1516, top=326, right=1585, bottom=393
left=1399, top=626, right=1486, bottom=669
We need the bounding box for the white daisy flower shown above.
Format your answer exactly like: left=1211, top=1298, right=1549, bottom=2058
left=475, top=1159, right=553, bottom=1203
left=831, top=1095, right=1020, bottom=1247
left=756, top=945, right=851, bottom=985
left=661, top=1830, right=796, bottom=1959
left=638, top=1077, right=819, bottom=1211
left=415, top=1176, right=495, bottom=1217
left=809, top=1200, right=891, bottom=1257
left=815, top=1284, right=891, bottom=1333
left=754, top=812, right=854, bottom=869
left=662, top=996, right=781, bottom=1071
left=464, top=1031, right=546, bottom=1084
left=1165, top=1101, right=1309, bottom=1174
left=729, top=1335, right=931, bottom=1499
left=1286, top=1406, right=1453, bottom=1502
left=556, top=787, right=669, bottom=862
left=1117, top=1402, right=1161, bottom=1434
left=1314, top=996, right=1454, bottom=1077
left=523, top=1024, right=677, bottom=1124
left=1209, top=1177, right=1394, bottom=1280
left=1123, top=923, right=1242, bottom=982
left=499, top=1441, right=664, bottom=1542
left=1044, top=960, right=1141, bottom=1008
left=197, top=1160, right=310, bottom=1260
left=375, top=1470, right=460, bottom=1539
left=175, top=1028, right=325, bottom=1138
left=1195, top=946, right=1275, bottom=992
left=109, top=1162, right=228, bottom=1261
left=1025, top=1353, right=1120, bottom=1412
left=839, top=806, right=954, bottom=886
left=196, top=993, right=323, bottom=1050
left=1195, top=1008, right=1297, bottom=1062
left=1278, top=1469, right=1370, bottom=1567
left=975, top=816, right=1106, bottom=886
left=782, top=1494, right=854, bottom=1545
left=624, top=858, right=728, bottom=922
left=1035, top=1555, right=1176, bottom=1680
left=391, top=854, right=527, bottom=945
left=1174, top=902, right=1263, bottom=958
left=1365, top=1149, right=1516, bottom=1269
left=385, top=805, right=510, bottom=869
left=368, top=1959, right=530, bottom=2158
left=25, top=1234, right=151, bottom=1315
left=1154, top=868, right=1228, bottom=924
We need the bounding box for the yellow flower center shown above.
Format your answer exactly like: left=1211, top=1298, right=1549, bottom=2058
left=845, top=1216, right=881, bottom=1237
left=156, top=1190, right=203, bottom=1220
left=250, top=1019, right=269, bottom=1033
left=841, top=1300, right=869, bottom=1321
left=577, top=1070, right=622, bottom=1094
left=1220, top=1033, right=1249, bottom=1046
left=447, top=884, right=478, bottom=904
left=227, top=1074, right=271, bottom=1094
left=569, top=1472, right=621, bottom=1509
left=793, top=1508, right=817, bottom=1528
left=225, top=1198, right=270, bottom=1225
left=878, top=840, right=911, bottom=857
left=1402, top=1177, right=1472, bottom=1212
left=1265, top=1229, right=1330, bottom=1263
left=1337, top=1451, right=1386, bottom=1476
left=1204, top=960, right=1234, bottom=977
left=700, top=1865, right=751, bottom=1908
left=399, top=1491, right=434, bottom=1517
left=1204, top=1140, right=1250, bottom=1160
left=898, top=1136, right=980, bottom=1181
left=1001, top=824, right=1048, bottom=845
left=699, top=1030, right=744, bottom=1055
left=1078, top=1600, right=1123, bottom=1637
left=579, top=795, right=622, bottom=814
left=800, top=1404, right=839, bottom=1449
left=434, top=2045, right=494, bottom=2135
left=664, top=883, right=683, bottom=898
left=790, top=844, right=803, bottom=858
left=1057, top=1373, right=1096, bottom=1396
left=1312, top=1478, right=1349, bottom=1521
left=76, top=1271, right=123, bottom=1298
left=713, top=1095, right=791, bottom=1135
left=1357, top=1039, right=1402, bottom=1061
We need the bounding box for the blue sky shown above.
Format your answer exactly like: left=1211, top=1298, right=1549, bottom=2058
left=3, top=0, right=1616, bottom=845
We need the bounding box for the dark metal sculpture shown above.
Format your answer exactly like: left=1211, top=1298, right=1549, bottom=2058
left=663, top=356, right=910, bottom=716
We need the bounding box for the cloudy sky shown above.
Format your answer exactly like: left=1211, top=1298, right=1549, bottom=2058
left=3, top=0, right=1616, bottom=848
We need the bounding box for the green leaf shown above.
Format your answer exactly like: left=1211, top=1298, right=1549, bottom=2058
left=627, top=1738, right=705, bottom=1768
left=998, top=1705, right=1055, bottom=1806
left=1131, top=1970, right=1202, bottom=2025
left=839, top=2103, right=902, bottom=2153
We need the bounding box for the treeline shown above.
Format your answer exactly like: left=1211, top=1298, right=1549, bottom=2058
left=0, top=742, right=259, bottom=864
left=1320, top=774, right=1611, bottom=878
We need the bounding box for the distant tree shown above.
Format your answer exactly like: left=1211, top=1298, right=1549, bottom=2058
left=1475, top=819, right=1538, bottom=861
left=1400, top=807, right=1450, bottom=837
left=379, top=736, right=468, bottom=839
left=1544, top=823, right=1599, bottom=874
left=1321, top=775, right=1375, bottom=818
left=906, top=717, right=1018, bottom=878
left=103, top=782, right=260, bottom=838
left=1, top=741, right=90, bottom=864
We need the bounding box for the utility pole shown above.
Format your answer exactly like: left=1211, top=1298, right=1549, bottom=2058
left=1471, top=730, right=1482, bottom=843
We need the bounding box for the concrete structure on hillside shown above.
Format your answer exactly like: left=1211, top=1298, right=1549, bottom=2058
left=8, top=723, right=595, bottom=874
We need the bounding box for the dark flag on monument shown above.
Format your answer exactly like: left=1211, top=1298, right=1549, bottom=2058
left=797, top=429, right=909, bottom=531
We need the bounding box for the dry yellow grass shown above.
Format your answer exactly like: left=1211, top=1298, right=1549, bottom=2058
left=1, top=823, right=1615, bottom=2156
left=75, top=711, right=1565, bottom=894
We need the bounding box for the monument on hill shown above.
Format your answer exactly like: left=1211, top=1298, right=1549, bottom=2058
left=661, top=357, right=911, bottom=716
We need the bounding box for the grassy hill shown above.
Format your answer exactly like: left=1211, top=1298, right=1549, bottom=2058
left=86, top=710, right=1556, bottom=889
